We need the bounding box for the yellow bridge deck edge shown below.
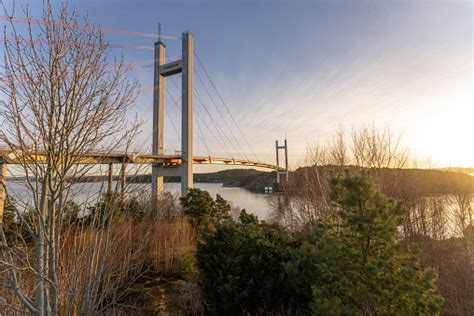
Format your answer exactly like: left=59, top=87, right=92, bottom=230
left=0, top=149, right=283, bottom=171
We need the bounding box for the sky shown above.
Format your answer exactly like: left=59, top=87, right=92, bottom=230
left=1, top=0, right=473, bottom=170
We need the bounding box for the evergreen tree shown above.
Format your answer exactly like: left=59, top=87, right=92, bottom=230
left=180, top=188, right=231, bottom=232
left=84, top=192, right=125, bottom=227
left=2, top=196, right=19, bottom=243
left=304, top=172, right=443, bottom=315
left=62, top=200, right=81, bottom=226
left=3, top=195, right=17, bottom=229
left=238, top=209, right=259, bottom=226
left=214, top=194, right=232, bottom=222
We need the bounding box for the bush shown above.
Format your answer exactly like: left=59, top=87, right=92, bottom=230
left=83, top=192, right=148, bottom=227
left=196, top=211, right=300, bottom=314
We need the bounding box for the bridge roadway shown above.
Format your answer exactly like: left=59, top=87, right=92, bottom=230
left=0, top=148, right=282, bottom=171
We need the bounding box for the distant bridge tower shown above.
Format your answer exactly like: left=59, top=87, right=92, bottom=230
left=152, top=30, right=194, bottom=209
left=275, top=138, right=289, bottom=183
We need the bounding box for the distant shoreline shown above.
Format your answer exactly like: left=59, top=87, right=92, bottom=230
left=7, top=167, right=474, bottom=195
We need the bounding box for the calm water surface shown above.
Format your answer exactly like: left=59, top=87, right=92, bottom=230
left=7, top=181, right=274, bottom=220
left=192, top=183, right=273, bottom=220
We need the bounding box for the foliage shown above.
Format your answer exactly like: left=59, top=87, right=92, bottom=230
left=288, top=166, right=474, bottom=200
left=180, top=188, right=232, bottom=232
left=2, top=196, right=20, bottom=243
left=298, top=172, right=444, bottom=315
left=84, top=192, right=146, bottom=227
left=195, top=174, right=444, bottom=314
left=85, top=192, right=122, bottom=226
left=238, top=209, right=259, bottom=225
left=196, top=210, right=299, bottom=314
left=178, top=251, right=198, bottom=276
left=62, top=200, right=81, bottom=226
left=194, top=168, right=276, bottom=192
left=406, top=234, right=474, bottom=314
left=5, top=205, right=39, bottom=244
left=125, top=196, right=146, bottom=220
left=2, top=196, right=17, bottom=229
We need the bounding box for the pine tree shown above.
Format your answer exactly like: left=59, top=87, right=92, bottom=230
left=306, top=172, right=443, bottom=315
left=192, top=175, right=443, bottom=314
left=180, top=189, right=232, bottom=232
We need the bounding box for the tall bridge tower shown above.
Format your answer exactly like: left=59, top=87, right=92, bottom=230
left=152, top=31, right=194, bottom=208
left=275, top=138, right=289, bottom=183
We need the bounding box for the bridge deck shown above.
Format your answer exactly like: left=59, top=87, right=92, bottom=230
left=0, top=149, right=282, bottom=171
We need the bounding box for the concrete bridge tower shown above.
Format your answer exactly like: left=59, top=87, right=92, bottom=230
left=151, top=31, right=194, bottom=210
left=275, top=138, right=289, bottom=183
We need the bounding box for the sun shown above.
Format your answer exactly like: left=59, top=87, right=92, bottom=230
left=410, top=92, right=474, bottom=168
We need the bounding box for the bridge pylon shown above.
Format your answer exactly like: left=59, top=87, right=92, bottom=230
left=275, top=138, right=289, bottom=183
left=151, top=30, right=194, bottom=211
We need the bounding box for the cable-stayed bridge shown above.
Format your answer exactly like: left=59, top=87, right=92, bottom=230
left=0, top=28, right=289, bottom=213
left=0, top=149, right=283, bottom=170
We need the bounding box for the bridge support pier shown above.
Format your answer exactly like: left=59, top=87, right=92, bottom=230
left=120, top=163, right=126, bottom=205
left=108, top=163, right=113, bottom=195
left=0, top=161, right=6, bottom=224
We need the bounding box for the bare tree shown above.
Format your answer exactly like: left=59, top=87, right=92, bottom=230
left=305, top=142, right=328, bottom=167
left=273, top=125, right=411, bottom=228
left=447, top=174, right=474, bottom=274
left=0, top=2, right=139, bottom=314
left=327, top=124, right=349, bottom=167
left=351, top=125, right=408, bottom=169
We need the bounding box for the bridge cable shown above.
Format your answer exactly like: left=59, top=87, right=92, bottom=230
left=195, top=52, right=261, bottom=162
left=165, top=106, right=181, bottom=143
left=193, top=84, right=249, bottom=160
left=193, top=68, right=251, bottom=161
left=134, top=87, right=182, bottom=154
left=164, top=87, right=213, bottom=157
left=168, top=77, right=235, bottom=159
left=194, top=109, right=230, bottom=158
left=195, top=114, right=214, bottom=157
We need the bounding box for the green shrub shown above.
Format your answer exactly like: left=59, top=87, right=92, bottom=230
left=196, top=210, right=301, bottom=314
left=180, top=188, right=231, bottom=232
left=178, top=251, right=198, bottom=276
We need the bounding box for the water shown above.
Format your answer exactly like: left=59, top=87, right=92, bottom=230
left=193, top=183, right=272, bottom=219
left=6, top=181, right=274, bottom=220
left=6, top=180, right=473, bottom=236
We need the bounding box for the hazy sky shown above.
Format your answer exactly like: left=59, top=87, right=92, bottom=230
left=2, top=0, right=473, bottom=169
